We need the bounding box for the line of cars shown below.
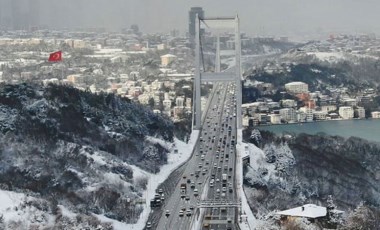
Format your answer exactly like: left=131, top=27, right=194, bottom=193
left=202, top=83, right=238, bottom=229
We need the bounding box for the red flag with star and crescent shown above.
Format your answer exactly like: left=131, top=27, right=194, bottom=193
left=48, top=51, right=62, bottom=62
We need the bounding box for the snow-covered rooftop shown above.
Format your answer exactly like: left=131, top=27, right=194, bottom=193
left=160, top=54, right=177, bottom=58
left=276, top=204, right=327, bottom=219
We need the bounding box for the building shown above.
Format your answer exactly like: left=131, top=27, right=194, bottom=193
left=269, top=114, right=281, bottom=124
left=372, top=111, right=380, bottom=119
left=160, top=54, right=177, bottom=67
left=355, top=107, right=365, bottom=119
left=186, top=98, right=192, bottom=109
left=339, top=106, right=354, bottom=119
left=176, top=96, right=185, bottom=107
left=279, top=108, right=297, bottom=122
left=276, top=204, right=327, bottom=219
left=67, top=74, right=85, bottom=84
left=163, top=99, right=172, bottom=111
left=313, top=111, right=327, bottom=120
left=321, top=105, right=337, bottom=113
left=276, top=204, right=344, bottom=227
left=188, top=7, right=204, bottom=40
left=285, top=82, right=309, bottom=94
left=299, top=107, right=314, bottom=122
left=281, top=99, right=297, bottom=108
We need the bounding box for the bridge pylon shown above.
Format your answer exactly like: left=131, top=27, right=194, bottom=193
left=193, top=15, right=242, bottom=130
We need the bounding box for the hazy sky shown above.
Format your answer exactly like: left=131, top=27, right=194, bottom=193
left=36, top=0, right=380, bottom=38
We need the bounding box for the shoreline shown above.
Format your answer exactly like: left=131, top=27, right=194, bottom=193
left=255, top=118, right=380, bottom=143
left=254, top=117, right=378, bottom=127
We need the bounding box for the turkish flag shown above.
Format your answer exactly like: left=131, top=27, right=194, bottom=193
left=48, top=51, right=62, bottom=62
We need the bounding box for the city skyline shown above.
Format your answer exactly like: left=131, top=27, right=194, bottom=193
left=0, top=0, right=380, bottom=40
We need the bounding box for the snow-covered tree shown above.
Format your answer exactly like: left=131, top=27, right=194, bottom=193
left=326, top=195, right=342, bottom=228
left=275, top=142, right=295, bottom=175
left=343, top=202, right=380, bottom=230
left=250, top=129, right=262, bottom=146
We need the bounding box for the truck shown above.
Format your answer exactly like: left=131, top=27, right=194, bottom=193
left=222, top=173, right=227, bottom=182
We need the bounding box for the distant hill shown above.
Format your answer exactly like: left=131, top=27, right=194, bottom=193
left=0, top=83, right=175, bottom=229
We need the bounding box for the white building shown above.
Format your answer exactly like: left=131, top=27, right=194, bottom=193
left=186, top=98, right=192, bottom=109
left=313, top=111, right=327, bottom=120
left=242, top=115, right=250, bottom=127
left=138, top=94, right=150, bottom=105
left=160, top=54, right=177, bottom=67
left=299, top=107, right=314, bottom=122
left=279, top=108, right=297, bottom=122
left=372, top=111, right=380, bottom=119
left=176, top=97, right=185, bottom=107
left=163, top=99, right=172, bottom=111
left=339, top=106, right=354, bottom=119
left=285, top=82, right=309, bottom=94
left=269, top=114, right=281, bottom=124
left=281, top=99, right=297, bottom=108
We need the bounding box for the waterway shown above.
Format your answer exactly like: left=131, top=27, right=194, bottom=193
left=257, top=119, right=380, bottom=143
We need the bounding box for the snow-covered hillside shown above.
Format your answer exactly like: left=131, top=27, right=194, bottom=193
left=243, top=129, right=380, bottom=229
left=0, top=83, right=188, bottom=229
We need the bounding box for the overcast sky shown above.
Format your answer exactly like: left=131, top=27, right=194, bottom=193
left=37, top=0, right=380, bottom=39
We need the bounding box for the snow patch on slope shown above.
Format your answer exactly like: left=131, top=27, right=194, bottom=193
left=96, top=131, right=200, bottom=230
left=0, top=190, right=54, bottom=229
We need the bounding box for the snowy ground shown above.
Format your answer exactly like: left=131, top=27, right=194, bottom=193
left=0, top=190, right=54, bottom=229
left=306, top=51, right=379, bottom=63
left=97, top=130, right=200, bottom=230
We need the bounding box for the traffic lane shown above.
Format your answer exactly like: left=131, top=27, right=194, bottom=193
left=156, top=84, right=227, bottom=229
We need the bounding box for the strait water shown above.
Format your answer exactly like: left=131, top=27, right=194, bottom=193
left=257, top=119, right=380, bottom=143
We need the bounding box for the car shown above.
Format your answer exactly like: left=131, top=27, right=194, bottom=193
left=189, top=205, right=195, bottom=210
left=186, top=210, right=192, bottom=216
left=222, top=187, right=227, bottom=192
left=179, top=210, right=184, bottom=217
left=216, top=178, right=220, bottom=183
left=185, top=196, right=190, bottom=201
left=216, top=188, right=220, bottom=193
left=165, top=210, right=170, bottom=217
left=146, top=222, right=152, bottom=229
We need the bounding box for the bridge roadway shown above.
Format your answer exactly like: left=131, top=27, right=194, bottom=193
left=145, top=82, right=239, bottom=230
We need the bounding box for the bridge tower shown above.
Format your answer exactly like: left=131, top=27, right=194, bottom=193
left=193, top=15, right=242, bottom=130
